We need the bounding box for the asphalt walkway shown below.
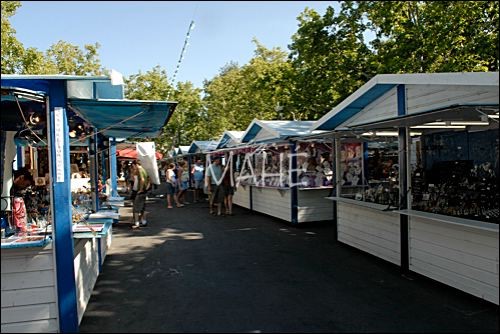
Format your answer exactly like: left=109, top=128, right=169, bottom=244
left=79, top=196, right=499, bottom=333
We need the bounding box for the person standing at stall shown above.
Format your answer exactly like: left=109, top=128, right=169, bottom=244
left=206, top=156, right=224, bottom=216
left=131, top=160, right=151, bottom=228
left=10, top=168, right=34, bottom=234
left=191, top=158, right=205, bottom=203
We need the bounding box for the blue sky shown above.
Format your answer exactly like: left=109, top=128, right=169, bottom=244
left=11, top=1, right=338, bottom=89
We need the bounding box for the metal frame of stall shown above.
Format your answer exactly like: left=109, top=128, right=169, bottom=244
left=311, top=72, right=499, bottom=305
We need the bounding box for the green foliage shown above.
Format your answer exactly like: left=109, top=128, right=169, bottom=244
left=1, top=1, right=24, bottom=73
left=124, top=65, right=205, bottom=153
left=202, top=39, right=296, bottom=142
left=1, top=2, right=105, bottom=75
left=359, top=1, right=499, bottom=73
left=3, top=0, right=498, bottom=149
left=45, top=41, right=105, bottom=75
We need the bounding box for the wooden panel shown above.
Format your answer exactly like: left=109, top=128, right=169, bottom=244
left=74, top=238, right=100, bottom=323
left=409, top=216, right=499, bottom=305
left=338, top=224, right=400, bottom=252
left=410, top=217, right=498, bottom=249
left=410, top=239, right=497, bottom=274
left=338, top=232, right=400, bottom=265
left=410, top=248, right=498, bottom=286
left=1, top=302, right=57, bottom=323
left=297, top=188, right=334, bottom=222
left=233, top=186, right=250, bottom=209
left=1, top=287, right=56, bottom=307
left=252, top=187, right=291, bottom=221
left=344, top=88, right=397, bottom=127
left=297, top=206, right=333, bottom=223
left=1, top=248, right=54, bottom=274
left=406, top=84, right=499, bottom=115
left=337, top=202, right=400, bottom=265
left=1, top=318, right=59, bottom=333
left=1, top=270, right=55, bottom=290
left=1, top=247, right=58, bottom=332
left=410, top=258, right=499, bottom=305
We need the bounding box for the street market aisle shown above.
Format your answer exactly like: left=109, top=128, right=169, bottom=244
left=79, top=198, right=498, bottom=333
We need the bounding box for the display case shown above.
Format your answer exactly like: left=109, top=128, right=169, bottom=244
left=410, top=128, right=499, bottom=224
left=339, top=139, right=399, bottom=208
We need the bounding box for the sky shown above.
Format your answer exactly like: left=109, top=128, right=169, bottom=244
left=11, top=1, right=339, bottom=89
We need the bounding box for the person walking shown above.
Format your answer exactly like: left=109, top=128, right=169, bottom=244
left=165, top=162, right=182, bottom=209
left=177, top=160, right=190, bottom=205
left=205, top=156, right=224, bottom=216
left=222, top=166, right=234, bottom=216
left=191, top=158, right=205, bottom=203
left=131, top=160, right=151, bottom=228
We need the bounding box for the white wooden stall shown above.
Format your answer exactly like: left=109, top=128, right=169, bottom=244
left=313, top=72, right=499, bottom=305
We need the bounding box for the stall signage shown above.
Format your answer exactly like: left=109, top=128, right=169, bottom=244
left=54, top=107, right=65, bottom=182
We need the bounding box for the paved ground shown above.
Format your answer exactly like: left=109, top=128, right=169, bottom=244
left=79, top=195, right=499, bottom=333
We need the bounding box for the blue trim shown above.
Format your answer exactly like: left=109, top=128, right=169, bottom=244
left=397, top=85, right=409, bottom=275
left=97, top=239, right=102, bottom=273
left=91, top=130, right=99, bottom=212
left=242, top=123, right=263, bottom=143
left=317, top=84, right=395, bottom=130
left=109, top=138, right=118, bottom=197
left=16, top=146, right=23, bottom=169
left=290, top=142, right=298, bottom=224
left=397, top=85, right=406, bottom=116
left=48, top=81, right=79, bottom=333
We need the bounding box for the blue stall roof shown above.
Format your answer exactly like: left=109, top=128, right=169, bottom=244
left=67, top=98, right=177, bottom=138
left=216, top=130, right=245, bottom=149
left=241, top=119, right=316, bottom=143
left=1, top=75, right=177, bottom=139
left=188, top=140, right=218, bottom=154
left=311, top=72, right=499, bottom=131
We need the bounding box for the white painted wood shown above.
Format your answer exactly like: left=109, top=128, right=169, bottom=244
left=1, top=246, right=59, bottom=332
left=1, top=251, right=54, bottom=274
left=1, top=302, right=58, bottom=323
left=1, top=318, right=59, bottom=333
left=73, top=238, right=100, bottom=324
left=337, top=202, right=401, bottom=265
left=338, top=232, right=400, bottom=265
left=297, top=188, right=334, bottom=222
left=406, top=84, right=499, bottom=115
left=409, top=216, right=499, bottom=305
left=344, top=88, right=398, bottom=127
left=233, top=185, right=251, bottom=209
left=410, top=239, right=497, bottom=274
left=252, top=187, right=291, bottom=221
left=411, top=258, right=499, bottom=305
left=1, top=287, right=56, bottom=308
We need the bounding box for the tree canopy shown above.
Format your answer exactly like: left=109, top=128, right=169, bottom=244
left=2, top=0, right=498, bottom=155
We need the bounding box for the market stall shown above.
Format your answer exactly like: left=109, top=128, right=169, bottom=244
left=1, top=75, right=177, bottom=332
left=209, top=119, right=333, bottom=224
left=311, top=72, right=499, bottom=304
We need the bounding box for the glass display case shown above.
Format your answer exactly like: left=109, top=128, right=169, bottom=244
left=410, top=128, right=499, bottom=224
left=339, top=139, right=399, bottom=207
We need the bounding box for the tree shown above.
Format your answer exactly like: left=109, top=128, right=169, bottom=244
left=45, top=40, right=105, bottom=75
left=1, top=1, right=24, bottom=73
left=359, top=1, right=499, bottom=73
left=1, top=1, right=105, bottom=75
left=288, top=3, right=378, bottom=120
left=202, top=40, right=296, bottom=141
left=124, top=65, right=205, bottom=153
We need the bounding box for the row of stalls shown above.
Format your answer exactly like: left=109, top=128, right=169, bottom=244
left=202, top=72, right=499, bottom=305
left=1, top=75, right=177, bottom=332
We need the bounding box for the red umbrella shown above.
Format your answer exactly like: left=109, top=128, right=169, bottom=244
left=116, top=148, right=163, bottom=160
